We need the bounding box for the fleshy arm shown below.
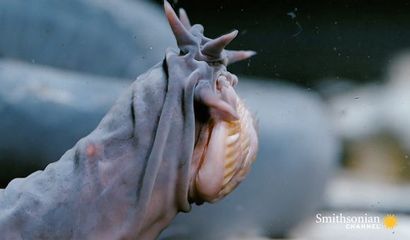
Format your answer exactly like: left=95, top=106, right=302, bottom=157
left=0, top=57, right=198, bottom=239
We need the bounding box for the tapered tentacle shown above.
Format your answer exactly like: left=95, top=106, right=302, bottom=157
left=164, top=1, right=195, bottom=47
left=164, top=1, right=256, bottom=64
left=201, top=30, right=238, bottom=58
left=226, top=50, right=257, bottom=65
left=179, top=8, right=192, bottom=29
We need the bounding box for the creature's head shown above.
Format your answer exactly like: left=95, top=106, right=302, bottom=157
left=164, top=1, right=258, bottom=204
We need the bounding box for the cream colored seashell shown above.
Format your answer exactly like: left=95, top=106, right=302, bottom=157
left=216, top=98, right=258, bottom=201
left=192, top=92, right=258, bottom=203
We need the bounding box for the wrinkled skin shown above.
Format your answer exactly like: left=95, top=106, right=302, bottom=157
left=0, top=52, right=222, bottom=240
left=0, top=2, right=257, bottom=239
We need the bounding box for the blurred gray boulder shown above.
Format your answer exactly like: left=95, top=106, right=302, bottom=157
left=161, top=79, right=340, bottom=239
left=0, top=60, right=127, bottom=182
left=0, top=0, right=174, bottom=79
left=328, top=52, right=410, bottom=152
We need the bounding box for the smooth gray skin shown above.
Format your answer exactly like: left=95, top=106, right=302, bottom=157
left=0, top=0, right=174, bottom=79
left=0, top=47, right=213, bottom=239
left=161, top=80, right=340, bottom=239
left=0, top=60, right=339, bottom=238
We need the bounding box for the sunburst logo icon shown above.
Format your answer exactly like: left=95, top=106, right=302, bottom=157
left=383, top=214, right=397, bottom=229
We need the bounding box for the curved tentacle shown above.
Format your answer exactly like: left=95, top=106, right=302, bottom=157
left=178, top=8, right=192, bottom=29
left=164, top=1, right=195, bottom=47
left=164, top=1, right=255, bottom=65
left=201, top=30, right=238, bottom=58
left=226, top=50, right=257, bottom=65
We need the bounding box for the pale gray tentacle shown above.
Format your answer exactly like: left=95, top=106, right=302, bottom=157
left=164, top=1, right=195, bottom=47
left=178, top=8, right=192, bottom=29
left=201, top=30, right=238, bottom=58
left=226, top=50, right=257, bottom=65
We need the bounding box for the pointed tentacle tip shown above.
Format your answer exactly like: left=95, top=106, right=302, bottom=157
left=163, top=0, right=171, bottom=11
left=178, top=8, right=186, bottom=15
left=164, top=0, right=176, bottom=23
left=240, top=50, right=257, bottom=60
left=227, top=50, right=257, bottom=65
left=164, top=1, right=255, bottom=64
left=164, top=0, right=196, bottom=48
left=235, top=50, right=257, bottom=58
left=245, top=50, right=257, bottom=57
left=178, top=8, right=192, bottom=29
left=202, top=30, right=239, bottom=58
left=220, top=29, right=239, bottom=45
left=230, top=29, right=239, bottom=38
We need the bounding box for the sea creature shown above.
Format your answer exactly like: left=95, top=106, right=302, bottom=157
left=0, top=1, right=257, bottom=239
left=163, top=80, right=339, bottom=239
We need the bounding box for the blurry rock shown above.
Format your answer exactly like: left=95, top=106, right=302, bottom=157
left=0, top=0, right=174, bottom=79
left=0, top=60, right=127, bottom=184
left=161, top=79, right=340, bottom=239
left=315, top=78, right=357, bottom=100
left=327, top=52, right=410, bottom=181
left=344, top=135, right=408, bottom=182
left=328, top=83, right=401, bottom=181
left=329, top=84, right=384, bottom=141
left=322, top=173, right=410, bottom=213
left=384, top=52, right=410, bottom=153
left=329, top=51, right=410, bottom=151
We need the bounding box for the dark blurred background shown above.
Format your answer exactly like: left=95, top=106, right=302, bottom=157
left=155, top=0, right=410, bottom=86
